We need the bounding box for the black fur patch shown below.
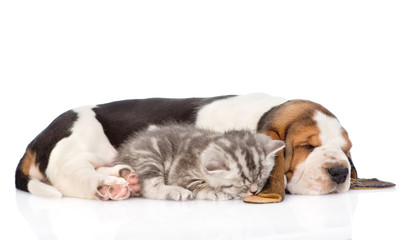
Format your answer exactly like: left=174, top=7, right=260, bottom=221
left=15, top=165, right=30, bottom=192
left=93, top=96, right=233, bottom=148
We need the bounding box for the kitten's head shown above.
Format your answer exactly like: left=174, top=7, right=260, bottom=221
left=201, top=131, right=285, bottom=199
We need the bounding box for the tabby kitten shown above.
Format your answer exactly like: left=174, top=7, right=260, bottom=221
left=116, top=124, right=284, bottom=201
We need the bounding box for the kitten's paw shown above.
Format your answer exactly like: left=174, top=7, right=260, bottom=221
left=201, top=191, right=234, bottom=201
left=96, top=176, right=130, bottom=201
left=167, top=187, right=193, bottom=201
left=214, top=192, right=234, bottom=201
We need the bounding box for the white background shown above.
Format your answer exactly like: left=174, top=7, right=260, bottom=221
left=1, top=1, right=404, bottom=239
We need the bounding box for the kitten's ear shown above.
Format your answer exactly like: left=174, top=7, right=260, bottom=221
left=256, top=134, right=285, bottom=156
left=201, top=146, right=229, bottom=173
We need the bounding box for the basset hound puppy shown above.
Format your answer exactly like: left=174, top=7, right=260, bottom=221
left=15, top=93, right=358, bottom=200
left=257, top=100, right=356, bottom=194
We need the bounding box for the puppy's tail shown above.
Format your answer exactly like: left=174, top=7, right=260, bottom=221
left=15, top=151, right=62, bottom=199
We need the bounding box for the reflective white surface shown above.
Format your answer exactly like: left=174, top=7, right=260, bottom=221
left=4, top=186, right=402, bottom=240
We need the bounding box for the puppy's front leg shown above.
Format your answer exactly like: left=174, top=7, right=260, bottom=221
left=48, top=152, right=133, bottom=200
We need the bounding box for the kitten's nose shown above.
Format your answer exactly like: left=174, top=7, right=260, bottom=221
left=249, top=183, right=258, bottom=194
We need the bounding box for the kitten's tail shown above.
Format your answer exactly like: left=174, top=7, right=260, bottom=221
left=15, top=151, right=62, bottom=198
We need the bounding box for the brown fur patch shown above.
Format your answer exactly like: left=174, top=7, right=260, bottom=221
left=259, top=100, right=335, bottom=139
left=20, top=149, right=44, bottom=181
left=21, top=150, right=37, bottom=176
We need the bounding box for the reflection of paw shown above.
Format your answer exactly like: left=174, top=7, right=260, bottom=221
left=96, top=176, right=130, bottom=201
left=167, top=187, right=193, bottom=201
left=118, top=167, right=141, bottom=197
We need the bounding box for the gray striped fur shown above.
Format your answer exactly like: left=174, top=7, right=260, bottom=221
left=116, top=124, right=284, bottom=201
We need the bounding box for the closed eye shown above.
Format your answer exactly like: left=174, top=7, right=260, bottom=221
left=302, top=144, right=315, bottom=151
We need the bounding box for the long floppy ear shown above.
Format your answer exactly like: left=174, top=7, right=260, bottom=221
left=244, top=130, right=287, bottom=204
left=348, top=151, right=396, bottom=190
left=346, top=151, right=358, bottom=181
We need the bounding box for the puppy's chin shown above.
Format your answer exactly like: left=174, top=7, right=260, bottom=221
left=287, top=172, right=350, bottom=195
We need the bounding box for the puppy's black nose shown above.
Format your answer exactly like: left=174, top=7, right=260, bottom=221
left=328, top=166, right=348, bottom=184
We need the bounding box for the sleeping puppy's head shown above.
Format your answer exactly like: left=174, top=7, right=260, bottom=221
left=259, top=100, right=357, bottom=194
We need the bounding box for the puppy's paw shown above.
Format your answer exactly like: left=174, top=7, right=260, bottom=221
left=118, top=167, right=141, bottom=197
left=96, top=176, right=130, bottom=201
left=96, top=165, right=141, bottom=199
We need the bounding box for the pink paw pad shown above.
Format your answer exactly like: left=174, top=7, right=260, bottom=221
left=119, top=168, right=141, bottom=197
left=96, top=182, right=130, bottom=201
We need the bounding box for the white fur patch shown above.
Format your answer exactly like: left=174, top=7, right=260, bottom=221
left=44, top=105, right=118, bottom=199
left=49, top=106, right=117, bottom=167
left=147, top=125, right=159, bottom=131
left=28, top=163, right=45, bottom=181
left=315, top=111, right=347, bottom=149
left=28, top=179, right=62, bottom=198
left=196, top=93, right=287, bottom=132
